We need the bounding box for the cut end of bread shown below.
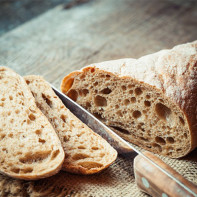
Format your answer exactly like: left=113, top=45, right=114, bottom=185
left=61, top=66, right=192, bottom=158
left=0, top=67, right=65, bottom=180
left=25, top=75, right=117, bottom=175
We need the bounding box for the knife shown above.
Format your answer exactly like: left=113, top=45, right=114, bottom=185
left=52, top=85, right=197, bottom=197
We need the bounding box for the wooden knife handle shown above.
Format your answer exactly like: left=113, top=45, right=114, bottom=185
left=134, top=151, right=197, bottom=197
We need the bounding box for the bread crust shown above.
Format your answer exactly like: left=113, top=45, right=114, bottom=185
left=61, top=41, right=197, bottom=157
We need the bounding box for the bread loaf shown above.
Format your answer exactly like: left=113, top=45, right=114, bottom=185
left=0, top=67, right=64, bottom=180
left=25, top=76, right=117, bottom=174
left=61, top=41, right=197, bottom=158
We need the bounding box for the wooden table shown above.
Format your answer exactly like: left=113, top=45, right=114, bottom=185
left=0, top=0, right=197, bottom=196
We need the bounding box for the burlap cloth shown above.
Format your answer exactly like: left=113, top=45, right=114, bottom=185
left=1, top=144, right=197, bottom=197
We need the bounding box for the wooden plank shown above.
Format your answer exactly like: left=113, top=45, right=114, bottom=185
left=0, top=0, right=196, bottom=88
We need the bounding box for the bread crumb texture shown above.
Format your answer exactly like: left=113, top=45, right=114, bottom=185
left=25, top=76, right=117, bottom=174
left=61, top=41, right=197, bottom=158
left=0, top=67, right=64, bottom=180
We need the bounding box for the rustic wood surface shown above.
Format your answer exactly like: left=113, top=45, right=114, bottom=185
left=0, top=0, right=197, bottom=196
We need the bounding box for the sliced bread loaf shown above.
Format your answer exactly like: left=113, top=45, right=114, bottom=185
left=25, top=75, right=117, bottom=174
left=0, top=67, right=64, bottom=180
left=61, top=41, right=197, bottom=158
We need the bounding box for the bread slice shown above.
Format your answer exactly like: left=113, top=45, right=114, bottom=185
left=0, top=67, right=64, bottom=180
left=24, top=75, right=117, bottom=174
left=61, top=41, right=197, bottom=158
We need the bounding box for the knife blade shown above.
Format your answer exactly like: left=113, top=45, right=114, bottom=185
left=52, top=85, right=197, bottom=197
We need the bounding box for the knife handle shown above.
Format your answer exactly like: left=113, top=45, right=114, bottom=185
left=134, top=151, right=197, bottom=197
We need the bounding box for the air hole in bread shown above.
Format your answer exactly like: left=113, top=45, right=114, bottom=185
left=184, top=133, right=187, bottom=138
left=26, top=80, right=30, bottom=85
left=143, top=110, right=147, bottom=114
left=81, top=89, right=89, bottom=96
left=121, top=86, right=126, bottom=91
left=177, top=148, right=182, bottom=152
left=86, top=102, right=91, bottom=108
left=92, top=146, right=99, bottom=150
left=78, top=145, right=86, bottom=149
left=144, top=100, right=151, bottom=107
left=19, top=151, right=51, bottom=164
left=111, top=126, right=130, bottom=134
left=60, top=114, right=67, bottom=123
left=64, top=136, right=69, bottom=142
left=93, top=112, right=106, bottom=121
left=38, top=138, right=46, bottom=144
left=137, top=124, right=145, bottom=132
left=8, top=133, right=13, bottom=138
left=77, top=131, right=85, bottom=137
left=72, top=153, right=89, bottom=160
left=116, top=110, right=123, bottom=117
left=29, top=113, right=36, bottom=121
left=140, top=137, right=148, bottom=141
left=78, top=161, right=103, bottom=169
left=94, top=82, right=98, bottom=86
left=35, top=129, right=41, bottom=135
left=2, top=148, right=7, bottom=152
left=166, top=137, right=175, bottom=144
left=130, top=97, right=136, bottom=103
left=31, top=91, right=35, bottom=97
left=129, top=90, right=133, bottom=94
left=128, top=84, right=134, bottom=89
left=11, top=167, right=20, bottom=173
left=27, top=119, right=31, bottom=124
left=94, top=95, right=107, bottom=107
left=15, top=109, right=20, bottom=114
left=133, top=110, right=141, bottom=119
left=51, top=150, right=60, bottom=160
left=146, top=95, right=151, bottom=99
left=22, top=167, right=33, bottom=173
left=135, top=88, right=143, bottom=95
left=179, top=117, right=185, bottom=125
left=80, top=74, right=85, bottom=79
left=42, top=93, right=53, bottom=107
left=9, top=96, right=13, bottom=100
left=152, top=143, right=162, bottom=152
left=30, top=108, right=36, bottom=113
left=155, top=136, right=166, bottom=145
left=155, top=103, right=171, bottom=121
left=100, top=88, right=112, bottom=94
left=115, top=105, right=119, bottom=109
left=1, top=134, right=6, bottom=140
left=124, top=99, right=130, bottom=105
left=67, top=89, right=78, bottom=102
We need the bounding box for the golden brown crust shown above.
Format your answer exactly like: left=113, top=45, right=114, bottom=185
left=61, top=41, right=197, bottom=157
